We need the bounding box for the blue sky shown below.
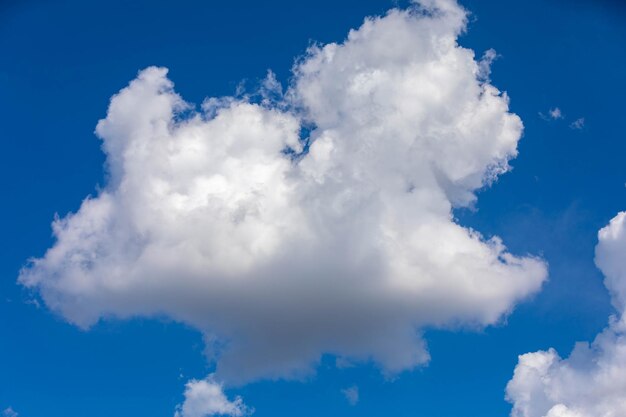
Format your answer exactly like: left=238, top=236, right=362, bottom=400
left=1, top=1, right=626, bottom=417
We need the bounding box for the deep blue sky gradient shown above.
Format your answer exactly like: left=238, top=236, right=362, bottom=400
left=1, top=1, right=625, bottom=416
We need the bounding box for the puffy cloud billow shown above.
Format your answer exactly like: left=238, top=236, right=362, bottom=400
left=20, top=0, right=547, bottom=413
left=175, top=377, right=251, bottom=417
left=506, top=212, right=626, bottom=417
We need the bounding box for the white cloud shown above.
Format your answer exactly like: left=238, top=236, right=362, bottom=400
left=2, top=408, right=18, bottom=417
left=569, top=118, right=585, bottom=130
left=477, top=48, right=498, bottom=82
left=506, top=212, right=626, bottom=417
left=549, top=108, right=563, bottom=119
left=175, top=377, right=250, bottom=417
left=342, top=386, right=360, bottom=406
left=20, top=0, right=546, bottom=407
left=539, top=107, right=563, bottom=121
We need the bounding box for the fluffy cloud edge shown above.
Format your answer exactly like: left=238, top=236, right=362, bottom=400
left=506, top=211, right=626, bottom=417
left=175, top=377, right=252, bottom=417
left=19, top=5, right=547, bottom=417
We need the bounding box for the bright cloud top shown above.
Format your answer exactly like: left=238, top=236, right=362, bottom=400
left=20, top=0, right=545, bottom=398
left=506, top=212, right=626, bottom=417
left=175, top=377, right=250, bottom=417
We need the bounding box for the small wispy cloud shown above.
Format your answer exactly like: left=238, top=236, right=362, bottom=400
left=477, top=48, right=498, bottom=82
left=549, top=107, right=563, bottom=119
left=539, top=107, right=586, bottom=130
left=342, top=386, right=359, bottom=406
left=570, top=117, right=585, bottom=130
left=3, top=407, right=18, bottom=417
left=335, top=357, right=355, bottom=369
left=539, top=107, right=564, bottom=120
left=25, top=298, right=41, bottom=309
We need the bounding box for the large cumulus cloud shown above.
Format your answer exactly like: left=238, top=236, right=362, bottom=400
left=506, top=212, right=626, bottom=417
left=20, top=0, right=545, bottom=402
